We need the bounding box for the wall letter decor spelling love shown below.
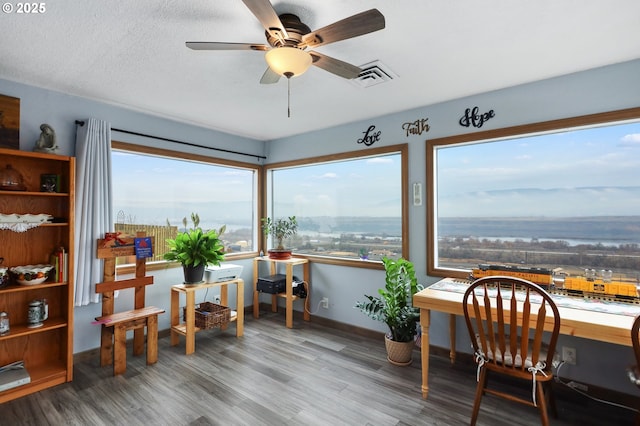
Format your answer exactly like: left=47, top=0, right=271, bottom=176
left=357, top=125, right=381, bottom=146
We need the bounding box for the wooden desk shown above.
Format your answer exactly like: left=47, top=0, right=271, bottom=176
left=253, top=256, right=310, bottom=328
left=170, top=278, right=244, bottom=355
left=413, top=278, right=635, bottom=399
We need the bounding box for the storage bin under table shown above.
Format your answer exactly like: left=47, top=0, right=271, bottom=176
left=170, top=278, right=244, bottom=355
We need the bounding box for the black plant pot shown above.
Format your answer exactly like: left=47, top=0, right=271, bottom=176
left=183, top=264, right=205, bottom=284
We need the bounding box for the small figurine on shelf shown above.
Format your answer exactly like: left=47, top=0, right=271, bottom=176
left=40, top=174, right=60, bottom=192
left=33, top=124, right=58, bottom=154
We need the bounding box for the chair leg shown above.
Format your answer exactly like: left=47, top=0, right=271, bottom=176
left=113, top=324, right=127, bottom=375
left=545, top=382, right=558, bottom=418
left=470, top=367, right=487, bottom=426
left=536, top=381, right=550, bottom=426
left=146, top=315, right=159, bottom=365
left=133, top=327, right=145, bottom=356
left=100, top=326, right=114, bottom=367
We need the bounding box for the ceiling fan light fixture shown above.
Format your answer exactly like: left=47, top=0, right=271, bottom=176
left=265, top=46, right=312, bottom=78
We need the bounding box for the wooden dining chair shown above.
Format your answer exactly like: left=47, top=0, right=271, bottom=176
left=628, top=314, right=640, bottom=425
left=462, top=276, right=561, bottom=426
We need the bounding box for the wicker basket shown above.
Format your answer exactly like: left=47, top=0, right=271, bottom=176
left=183, top=301, right=230, bottom=330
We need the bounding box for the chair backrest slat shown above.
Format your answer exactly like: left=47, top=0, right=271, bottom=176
left=632, top=315, right=640, bottom=368
left=495, top=285, right=506, bottom=364
left=483, top=285, right=497, bottom=360
left=472, top=291, right=488, bottom=355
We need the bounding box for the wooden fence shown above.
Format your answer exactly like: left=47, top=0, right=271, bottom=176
left=114, top=223, right=177, bottom=263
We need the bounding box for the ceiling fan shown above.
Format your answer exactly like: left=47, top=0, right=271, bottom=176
left=186, top=0, right=385, bottom=84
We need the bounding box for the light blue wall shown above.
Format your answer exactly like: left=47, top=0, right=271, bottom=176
left=0, top=77, right=264, bottom=355
left=2, top=58, right=639, bottom=396
left=266, top=59, right=640, bottom=396
left=0, top=78, right=264, bottom=160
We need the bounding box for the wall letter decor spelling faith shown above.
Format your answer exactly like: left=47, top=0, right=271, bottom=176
left=459, top=106, right=495, bottom=128
left=357, top=125, right=381, bottom=146
left=402, top=118, right=430, bottom=137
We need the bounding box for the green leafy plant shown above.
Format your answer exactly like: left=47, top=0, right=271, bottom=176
left=261, top=216, right=298, bottom=250
left=164, top=213, right=226, bottom=267
left=355, top=257, right=423, bottom=342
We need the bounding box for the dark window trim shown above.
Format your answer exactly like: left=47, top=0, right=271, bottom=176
left=111, top=141, right=263, bottom=274
left=263, top=144, right=409, bottom=269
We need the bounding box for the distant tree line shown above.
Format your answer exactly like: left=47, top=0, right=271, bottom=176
left=439, top=237, right=640, bottom=278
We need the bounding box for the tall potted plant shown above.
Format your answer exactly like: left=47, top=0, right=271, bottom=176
left=355, top=257, right=423, bottom=365
left=261, top=215, right=298, bottom=259
left=164, top=213, right=226, bottom=284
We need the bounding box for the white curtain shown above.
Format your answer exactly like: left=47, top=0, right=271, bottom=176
left=74, top=118, right=113, bottom=306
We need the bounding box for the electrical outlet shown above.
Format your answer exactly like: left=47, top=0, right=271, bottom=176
left=562, top=346, right=577, bottom=365
left=214, top=295, right=221, bottom=304
left=321, top=297, right=329, bottom=309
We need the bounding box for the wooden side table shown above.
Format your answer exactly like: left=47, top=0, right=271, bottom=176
left=170, top=278, right=244, bottom=355
left=253, top=256, right=310, bottom=328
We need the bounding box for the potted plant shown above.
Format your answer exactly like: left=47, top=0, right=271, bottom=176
left=164, top=213, right=226, bottom=284
left=355, top=257, right=423, bottom=366
left=261, top=215, right=298, bottom=259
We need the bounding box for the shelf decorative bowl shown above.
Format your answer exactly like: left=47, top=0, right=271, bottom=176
left=0, top=164, right=26, bottom=191
left=9, top=264, right=54, bottom=285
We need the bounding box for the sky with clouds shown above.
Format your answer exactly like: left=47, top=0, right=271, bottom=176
left=272, top=154, right=401, bottom=218
left=436, top=120, right=640, bottom=217
left=111, top=150, right=401, bottom=230
left=111, top=151, right=255, bottom=228
left=112, top=119, right=639, bottom=231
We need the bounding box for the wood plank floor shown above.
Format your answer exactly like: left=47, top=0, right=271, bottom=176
left=2, top=312, right=638, bottom=425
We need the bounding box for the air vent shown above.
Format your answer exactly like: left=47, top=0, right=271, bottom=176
left=351, top=61, right=396, bottom=88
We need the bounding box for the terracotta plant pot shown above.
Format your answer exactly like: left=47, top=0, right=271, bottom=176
left=268, top=249, right=293, bottom=260
left=384, top=334, right=414, bottom=366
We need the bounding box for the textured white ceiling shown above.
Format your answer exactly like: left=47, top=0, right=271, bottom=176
left=1, top=0, right=639, bottom=141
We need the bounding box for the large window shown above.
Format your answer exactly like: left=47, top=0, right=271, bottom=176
left=428, top=108, right=640, bottom=281
left=265, top=144, right=408, bottom=265
left=111, top=142, right=259, bottom=266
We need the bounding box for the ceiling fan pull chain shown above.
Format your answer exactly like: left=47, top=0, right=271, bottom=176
left=287, top=74, right=291, bottom=118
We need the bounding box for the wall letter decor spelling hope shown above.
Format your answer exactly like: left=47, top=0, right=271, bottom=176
left=459, top=106, right=495, bottom=128
left=357, top=125, right=381, bottom=146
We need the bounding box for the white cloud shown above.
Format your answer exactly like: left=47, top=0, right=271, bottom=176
left=319, top=172, right=338, bottom=179
left=366, top=157, right=393, bottom=164
left=621, top=133, right=640, bottom=146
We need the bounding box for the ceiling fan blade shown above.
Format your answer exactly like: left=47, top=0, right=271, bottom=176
left=300, top=9, right=385, bottom=49
left=186, top=42, right=269, bottom=51
left=260, top=67, right=281, bottom=84
left=241, top=0, right=288, bottom=43
left=309, top=52, right=362, bottom=79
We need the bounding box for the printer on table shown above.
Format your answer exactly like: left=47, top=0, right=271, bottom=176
left=205, top=264, right=243, bottom=282
left=256, top=274, right=306, bottom=298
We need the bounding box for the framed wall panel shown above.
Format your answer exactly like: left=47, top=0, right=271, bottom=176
left=0, top=94, right=20, bottom=149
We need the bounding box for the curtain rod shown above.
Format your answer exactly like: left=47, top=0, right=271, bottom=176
left=75, top=120, right=266, bottom=160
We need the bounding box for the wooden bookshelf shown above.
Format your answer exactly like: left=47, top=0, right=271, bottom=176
left=0, top=148, right=75, bottom=403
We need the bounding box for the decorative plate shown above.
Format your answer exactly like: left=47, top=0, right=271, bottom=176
left=0, top=213, right=53, bottom=224
left=9, top=264, right=54, bottom=286
left=0, top=214, right=53, bottom=232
